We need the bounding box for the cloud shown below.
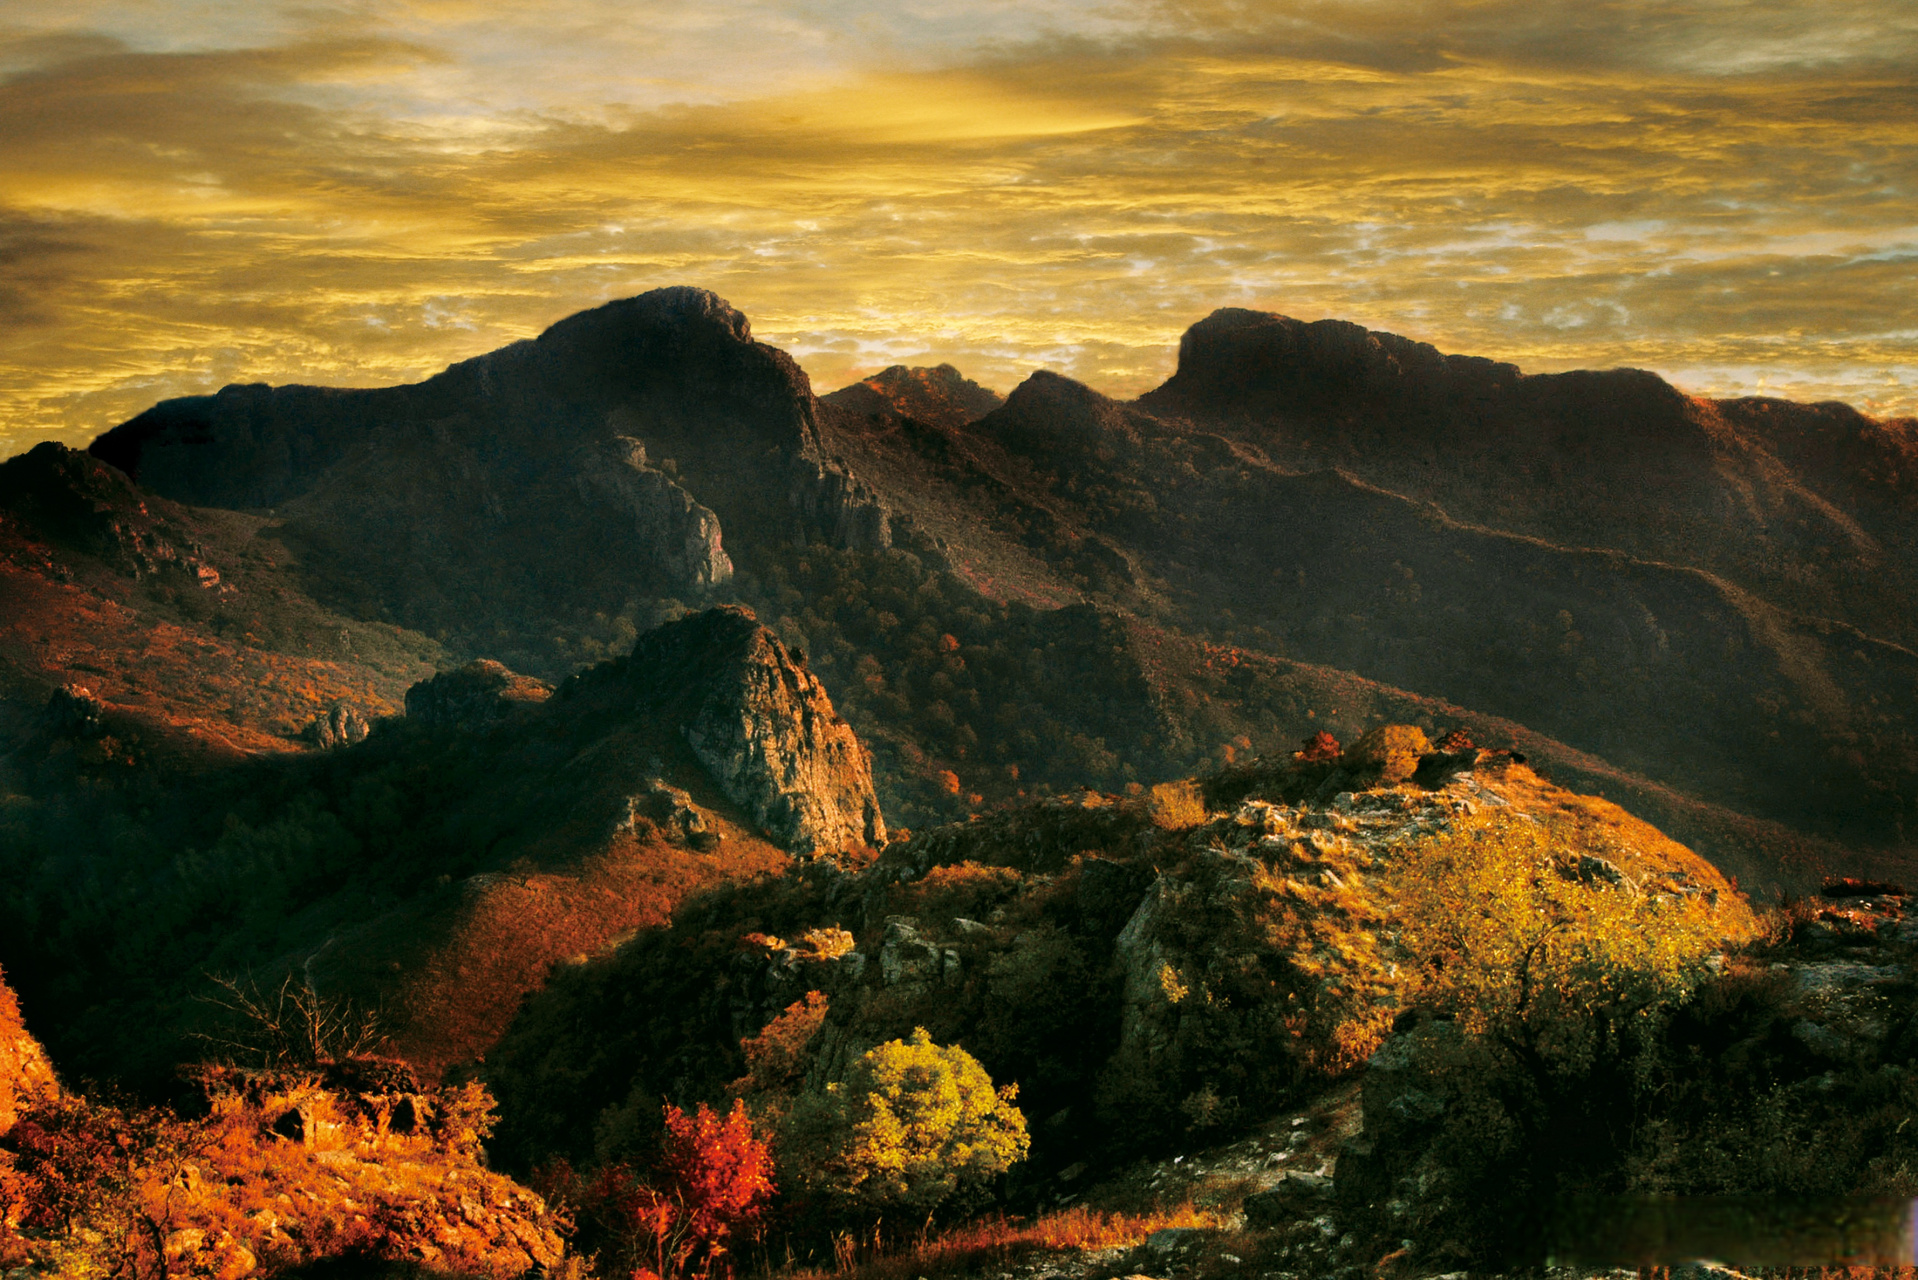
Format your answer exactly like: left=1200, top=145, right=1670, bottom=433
left=0, top=1, right=1915, bottom=458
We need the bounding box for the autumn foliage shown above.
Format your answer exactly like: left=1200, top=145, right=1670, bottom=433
left=540, top=1099, right=775, bottom=1280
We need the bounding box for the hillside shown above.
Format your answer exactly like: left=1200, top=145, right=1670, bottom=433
left=5, top=276, right=1918, bottom=1270
left=48, top=286, right=1918, bottom=889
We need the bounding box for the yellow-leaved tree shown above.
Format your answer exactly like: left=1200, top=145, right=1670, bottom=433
left=781, top=1028, right=1028, bottom=1222
left=1395, top=811, right=1728, bottom=1069
left=1384, top=811, right=1741, bottom=1258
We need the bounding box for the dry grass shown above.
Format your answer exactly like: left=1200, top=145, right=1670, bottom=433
left=781, top=1201, right=1224, bottom=1280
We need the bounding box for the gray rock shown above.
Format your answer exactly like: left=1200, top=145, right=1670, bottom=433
left=656, top=607, right=887, bottom=854
left=880, top=919, right=945, bottom=986
left=306, top=701, right=370, bottom=749
left=576, top=437, right=733, bottom=592
left=790, top=457, right=892, bottom=552
left=614, top=777, right=719, bottom=848
left=1143, top=1227, right=1205, bottom=1255
left=1244, top=1173, right=1336, bottom=1226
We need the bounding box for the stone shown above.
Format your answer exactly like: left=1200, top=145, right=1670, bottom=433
left=306, top=700, right=370, bottom=749
left=789, top=456, right=892, bottom=551
left=628, top=606, right=885, bottom=854
left=576, top=436, right=733, bottom=592
left=1144, top=1227, right=1205, bottom=1255
left=880, top=919, right=944, bottom=986
left=614, top=777, right=719, bottom=848
left=1244, top=1173, right=1336, bottom=1226
left=44, top=682, right=107, bottom=738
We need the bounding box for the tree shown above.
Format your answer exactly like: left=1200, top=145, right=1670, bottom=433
left=781, top=1029, right=1028, bottom=1221
left=1388, top=811, right=1736, bottom=1255
left=542, top=1099, right=774, bottom=1280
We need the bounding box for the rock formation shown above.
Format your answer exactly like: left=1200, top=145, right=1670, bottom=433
left=576, top=436, right=733, bottom=590
left=608, top=606, right=886, bottom=854
left=789, top=456, right=892, bottom=552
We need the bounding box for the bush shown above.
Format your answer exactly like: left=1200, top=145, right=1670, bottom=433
left=540, top=1100, right=773, bottom=1280
left=781, top=1029, right=1029, bottom=1222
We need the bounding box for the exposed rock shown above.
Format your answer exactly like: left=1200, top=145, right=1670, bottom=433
left=405, top=660, right=553, bottom=729
left=613, top=605, right=886, bottom=854
left=790, top=456, right=892, bottom=551
left=576, top=435, right=733, bottom=590
left=0, top=967, right=59, bottom=1133
left=1243, top=1172, right=1336, bottom=1225
left=305, top=700, right=370, bottom=749
left=614, top=776, right=720, bottom=849
left=878, top=918, right=953, bottom=987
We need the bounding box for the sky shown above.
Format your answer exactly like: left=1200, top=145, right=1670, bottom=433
left=1, top=0, right=1915, bottom=458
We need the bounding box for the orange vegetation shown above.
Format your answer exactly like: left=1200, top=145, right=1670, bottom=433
left=373, top=831, right=791, bottom=1079
left=792, top=1202, right=1225, bottom=1280
left=1, top=1073, right=564, bottom=1278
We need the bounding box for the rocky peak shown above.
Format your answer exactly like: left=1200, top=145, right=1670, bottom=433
left=822, top=363, right=1005, bottom=430
left=579, top=605, right=887, bottom=854
left=0, top=967, right=58, bottom=1133
left=0, top=443, right=224, bottom=587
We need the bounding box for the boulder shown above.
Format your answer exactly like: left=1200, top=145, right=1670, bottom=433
left=1244, top=1171, right=1336, bottom=1225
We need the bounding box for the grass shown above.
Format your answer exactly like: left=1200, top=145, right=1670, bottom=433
left=778, top=1201, right=1225, bottom=1280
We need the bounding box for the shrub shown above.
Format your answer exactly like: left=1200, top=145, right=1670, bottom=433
left=541, top=1100, right=774, bottom=1280
left=1142, top=780, right=1207, bottom=830
left=781, top=1029, right=1029, bottom=1222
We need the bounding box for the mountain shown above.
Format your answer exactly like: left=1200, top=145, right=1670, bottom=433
left=60, top=287, right=1918, bottom=879
left=0, top=604, right=874, bottom=1089
left=3, top=284, right=1915, bottom=1090
left=6, top=286, right=1918, bottom=1275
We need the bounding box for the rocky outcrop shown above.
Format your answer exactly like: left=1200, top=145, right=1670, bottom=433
left=43, top=683, right=107, bottom=739
left=405, top=660, right=552, bottom=728
left=0, top=968, right=58, bottom=1133
left=790, top=456, right=892, bottom=551
left=611, top=606, right=887, bottom=854
left=0, top=442, right=225, bottom=588
left=305, top=700, right=370, bottom=749
left=577, top=436, right=733, bottom=590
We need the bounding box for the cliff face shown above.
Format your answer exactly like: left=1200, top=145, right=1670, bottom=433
left=578, top=606, right=887, bottom=855
left=0, top=968, right=57, bottom=1134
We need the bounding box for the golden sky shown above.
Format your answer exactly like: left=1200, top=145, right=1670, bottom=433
left=2, top=0, right=1915, bottom=457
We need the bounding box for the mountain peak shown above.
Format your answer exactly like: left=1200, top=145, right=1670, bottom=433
left=821, top=362, right=1004, bottom=431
